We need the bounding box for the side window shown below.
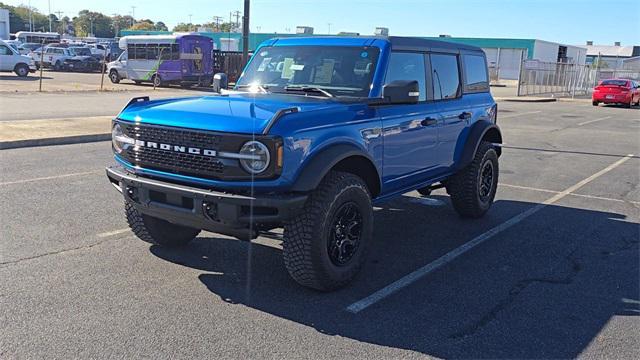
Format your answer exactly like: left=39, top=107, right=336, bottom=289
left=385, top=52, right=426, bottom=101
left=430, top=54, right=460, bottom=100
left=146, top=44, right=158, bottom=60
left=159, top=44, right=172, bottom=60
left=171, top=44, right=180, bottom=60
left=463, top=54, right=489, bottom=92
left=0, top=45, right=11, bottom=55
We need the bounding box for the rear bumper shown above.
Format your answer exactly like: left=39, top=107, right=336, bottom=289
left=106, top=166, right=307, bottom=236
left=593, top=93, right=631, bottom=103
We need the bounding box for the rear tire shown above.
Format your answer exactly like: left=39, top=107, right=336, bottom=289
left=592, top=101, right=599, bottom=106
left=283, top=171, right=373, bottom=291
left=14, top=64, right=29, bottom=77
left=134, top=80, right=142, bottom=85
left=125, top=202, right=200, bottom=247
left=53, top=60, right=62, bottom=71
left=445, top=141, right=499, bottom=218
left=152, top=74, right=163, bottom=87
left=109, top=70, right=120, bottom=84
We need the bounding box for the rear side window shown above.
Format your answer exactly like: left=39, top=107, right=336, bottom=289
left=600, top=79, right=628, bottom=87
left=430, top=54, right=460, bottom=100
left=385, top=52, right=427, bottom=101
left=463, top=54, right=489, bottom=92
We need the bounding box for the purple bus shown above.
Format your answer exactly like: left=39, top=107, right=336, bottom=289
left=108, top=34, right=214, bottom=87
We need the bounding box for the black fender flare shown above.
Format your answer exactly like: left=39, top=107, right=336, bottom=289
left=455, top=120, right=503, bottom=171
left=291, top=143, right=380, bottom=194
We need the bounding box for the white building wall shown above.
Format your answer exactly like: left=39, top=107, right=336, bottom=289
left=533, top=40, right=560, bottom=62
left=0, top=9, right=10, bottom=40
left=481, top=47, right=526, bottom=80
left=566, top=45, right=587, bottom=65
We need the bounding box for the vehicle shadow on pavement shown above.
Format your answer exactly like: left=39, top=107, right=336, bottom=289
left=150, top=196, right=639, bottom=358
left=0, top=75, right=52, bottom=81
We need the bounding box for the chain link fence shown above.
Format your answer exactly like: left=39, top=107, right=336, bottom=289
left=517, top=60, right=595, bottom=97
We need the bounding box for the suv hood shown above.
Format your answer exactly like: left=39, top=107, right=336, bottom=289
left=117, top=93, right=347, bottom=134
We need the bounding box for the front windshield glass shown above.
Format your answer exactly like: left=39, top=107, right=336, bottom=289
left=236, top=46, right=380, bottom=97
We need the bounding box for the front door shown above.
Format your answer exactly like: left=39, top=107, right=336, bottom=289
left=0, top=44, right=16, bottom=71
left=379, top=52, right=441, bottom=193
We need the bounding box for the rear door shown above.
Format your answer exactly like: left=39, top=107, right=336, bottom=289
left=430, top=52, right=469, bottom=168
left=181, top=37, right=209, bottom=77
left=379, top=51, right=442, bottom=192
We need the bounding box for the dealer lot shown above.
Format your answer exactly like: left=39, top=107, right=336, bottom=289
left=0, top=101, right=638, bottom=358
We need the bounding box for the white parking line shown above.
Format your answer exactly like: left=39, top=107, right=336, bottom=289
left=498, top=111, right=542, bottom=119
left=345, top=154, right=634, bottom=314
left=499, top=183, right=640, bottom=205
left=577, top=116, right=612, bottom=126
left=96, top=228, right=130, bottom=238
left=0, top=170, right=102, bottom=186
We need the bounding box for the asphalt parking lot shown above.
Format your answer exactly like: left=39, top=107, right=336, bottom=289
left=1, top=101, right=638, bottom=358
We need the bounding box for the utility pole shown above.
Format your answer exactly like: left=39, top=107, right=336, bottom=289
left=48, top=0, right=51, bottom=32
left=212, top=16, right=223, bottom=32
left=188, top=14, right=193, bottom=31
left=28, top=0, right=33, bottom=31
left=327, top=23, right=332, bottom=34
left=131, top=6, right=136, bottom=26
left=112, top=13, right=119, bottom=37
left=55, top=11, right=64, bottom=33
left=242, top=0, right=249, bottom=65
left=232, top=10, right=241, bottom=31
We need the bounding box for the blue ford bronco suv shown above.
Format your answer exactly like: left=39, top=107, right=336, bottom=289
left=106, top=36, right=502, bottom=291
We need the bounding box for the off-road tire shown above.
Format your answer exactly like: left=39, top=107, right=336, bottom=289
left=14, top=64, right=29, bottom=77
left=109, top=70, right=120, bottom=83
left=125, top=202, right=200, bottom=247
left=592, top=101, right=598, bottom=106
left=283, top=171, right=373, bottom=291
left=446, top=141, right=499, bottom=218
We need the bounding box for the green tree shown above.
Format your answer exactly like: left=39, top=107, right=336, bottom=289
left=173, top=22, right=198, bottom=32
left=154, top=21, right=168, bottom=31
left=0, top=2, right=48, bottom=32
left=130, top=21, right=156, bottom=31
left=73, top=10, right=114, bottom=37
left=111, top=14, right=135, bottom=36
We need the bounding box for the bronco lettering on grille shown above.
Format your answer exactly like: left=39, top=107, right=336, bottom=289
left=134, top=139, right=217, bottom=157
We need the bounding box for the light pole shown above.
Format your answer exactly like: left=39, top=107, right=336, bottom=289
left=242, top=0, right=250, bottom=65
left=327, top=23, right=331, bottom=34
left=131, top=6, right=136, bottom=26
left=189, top=14, right=193, bottom=31
left=48, top=0, right=51, bottom=32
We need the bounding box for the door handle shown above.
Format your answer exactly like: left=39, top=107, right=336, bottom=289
left=421, top=117, right=438, bottom=127
left=459, top=112, right=472, bottom=120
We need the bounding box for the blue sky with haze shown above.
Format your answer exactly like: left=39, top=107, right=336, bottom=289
left=7, top=0, right=640, bottom=45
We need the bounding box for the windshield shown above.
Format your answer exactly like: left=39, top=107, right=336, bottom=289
left=236, top=46, right=380, bottom=97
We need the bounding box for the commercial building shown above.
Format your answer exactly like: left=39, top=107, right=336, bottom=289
left=583, top=41, right=640, bottom=69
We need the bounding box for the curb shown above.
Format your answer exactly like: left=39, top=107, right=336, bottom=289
left=495, top=97, right=557, bottom=103
left=0, top=133, right=111, bottom=150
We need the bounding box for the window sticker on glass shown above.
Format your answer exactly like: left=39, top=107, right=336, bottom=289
left=257, top=57, right=272, bottom=72
left=281, top=58, right=295, bottom=79
left=313, top=59, right=335, bottom=84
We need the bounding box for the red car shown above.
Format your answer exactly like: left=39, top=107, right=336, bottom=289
left=592, top=79, right=640, bottom=107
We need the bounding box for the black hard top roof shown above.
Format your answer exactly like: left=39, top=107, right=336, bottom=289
left=385, top=36, right=483, bottom=53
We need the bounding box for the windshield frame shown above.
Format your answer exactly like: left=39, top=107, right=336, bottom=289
left=236, top=45, right=381, bottom=98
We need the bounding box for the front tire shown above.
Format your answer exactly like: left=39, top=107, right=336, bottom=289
left=283, top=171, right=373, bottom=291
left=152, top=74, right=163, bottom=87
left=592, top=101, right=599, bottom=106
left=125, top=202, right=200, bottom=247
left=109, top=70, right=120, bottom=83
left=14, top=64, right=29, bottom=77
left=53, top=60, right=62, bottom=71
left=446, top=141, right=499, bottom=218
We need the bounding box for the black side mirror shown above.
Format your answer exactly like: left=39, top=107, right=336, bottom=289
left=212, top=72, right=228, bottom=93
left=382, top=80, right=420, bottom=104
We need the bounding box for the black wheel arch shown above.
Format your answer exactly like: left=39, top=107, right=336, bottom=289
left=291, top=143, right=381, bottom=198
left=455, top=120, right=502, bottom=172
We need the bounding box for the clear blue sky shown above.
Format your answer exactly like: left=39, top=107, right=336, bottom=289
left=8, top=0, right=640, bottom=45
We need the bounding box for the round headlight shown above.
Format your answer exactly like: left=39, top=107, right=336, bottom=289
left=112, top=123, right=134, bottom=154
left=238, top=141, right=270, bottom=174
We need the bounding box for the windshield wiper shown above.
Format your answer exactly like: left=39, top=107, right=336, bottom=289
left=284, top=86, right=334, bottom=98
left=235, top=84, right=270, bottom=93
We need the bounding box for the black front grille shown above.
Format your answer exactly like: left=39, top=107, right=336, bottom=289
left=117, top=121, right=280, bottom=180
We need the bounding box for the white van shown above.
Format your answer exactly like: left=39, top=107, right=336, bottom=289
left=0, top=39, right=36, bottom=77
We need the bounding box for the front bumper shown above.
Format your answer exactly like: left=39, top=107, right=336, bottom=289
left=106, top=166, right=307, bottom=237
